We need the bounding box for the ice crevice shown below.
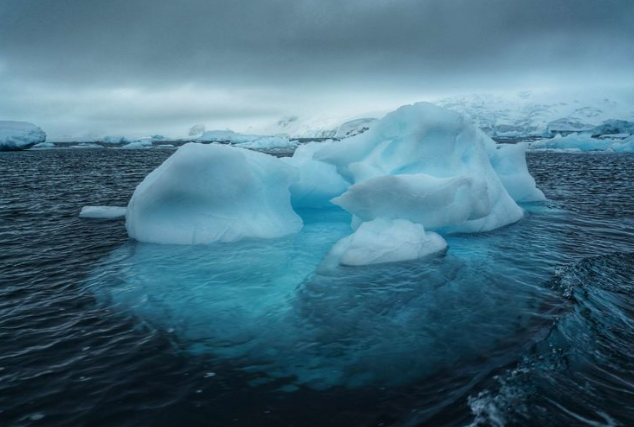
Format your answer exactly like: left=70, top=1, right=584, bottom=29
left=124, top=102, right=545, bottom=265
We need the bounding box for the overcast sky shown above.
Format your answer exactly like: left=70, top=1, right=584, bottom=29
left=1, top=0, right=633, bottom=138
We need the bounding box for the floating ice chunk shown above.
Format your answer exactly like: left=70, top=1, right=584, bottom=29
left=121, top=141, right=150, bottom=149
left=329, top=218, right=447, bottom=266
left=198, top=130, right=296, bottom=149
left=32, top=142, right=56, bottom=149
left=237, top=136, right=298, bottom=150
left=121, top=137, right=154, bottom=149
left=488, top=142, right=545, bottom=202
left=316, top=103, right=526, bottom=233
left=80, top=206, right=127, bottom=219
left=126, top=143, right=302, bottom=244
left=280, top=141, right=350, bottom=208
left=529, top=134, right=634, bottom=153
left=69, top=143, right=103, bottom=149
left=0, top=121, right=47, bottom=151
left=332, top=174, right=490, bottom=230
left=610, top=136, right=634, bottom=153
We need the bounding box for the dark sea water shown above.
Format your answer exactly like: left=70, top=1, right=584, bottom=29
left=1, top=148, right=634, bottom=427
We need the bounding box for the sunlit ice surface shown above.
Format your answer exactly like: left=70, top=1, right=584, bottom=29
left=83, top=202, right=572, bottom=390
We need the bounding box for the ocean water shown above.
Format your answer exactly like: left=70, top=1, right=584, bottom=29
left=1, top=148, right=634, bottom=427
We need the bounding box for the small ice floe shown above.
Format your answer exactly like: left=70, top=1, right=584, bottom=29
left=79, top=206, right=127, bottom=219
left=32, top=142, right=56, bottom=149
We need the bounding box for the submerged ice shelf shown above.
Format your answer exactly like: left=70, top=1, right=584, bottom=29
left=86, top=205, right=561, bottom=389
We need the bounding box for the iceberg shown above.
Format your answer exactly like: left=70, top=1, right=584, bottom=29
left=80, top=206, right=127, bottom=219
left=610, top=136, right=634, bottom=153
left=197, top=130, right=297, bottom=149
left=126, top=143, right=302, bottom=244
left=121, top=138, right=153, bottom=149
left=125, top=102, right=543, bottom=265
left=529, top=134, right=634, bottom=152
left=0, top=121, right=47, bottom=151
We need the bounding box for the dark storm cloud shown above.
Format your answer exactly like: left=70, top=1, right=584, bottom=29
left=1, top=0, right=633, bottom=136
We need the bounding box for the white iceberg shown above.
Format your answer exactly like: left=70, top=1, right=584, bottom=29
left=198, top=130, right=296, bottom=149
left=610, top=136, right=634, bottom=153
left=328, top=218, right=447, bottom=266
left=126, top=143, right=302, bottom=244
left=121, top=139, right=153, bottom=149
left=125, top=102, right=543, bottom=265
left=529, top=134, right=634, bottom=152
left=80, top=206, right=127, bottom=219
left=0, top=121, right=47, bottom=151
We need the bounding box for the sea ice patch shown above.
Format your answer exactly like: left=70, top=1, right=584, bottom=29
left=80, top=206, right=127, bottom=219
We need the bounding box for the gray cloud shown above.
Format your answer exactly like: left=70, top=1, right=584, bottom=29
left=1, top=0, right=633, bottom=137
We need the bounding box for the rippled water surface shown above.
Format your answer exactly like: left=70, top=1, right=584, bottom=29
left=1, top=149, right=634, bottom=427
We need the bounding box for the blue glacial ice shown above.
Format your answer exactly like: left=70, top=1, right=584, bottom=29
left=79, top=206, right=127, bottom=219
left=529, top=133, right=634, bottom=152
left=197, top=129, right=298, bottom=149
left=0, top=121, right=47, bottom=151
left=126, top=143, right=302, bottom=244
left=87, top=206, right=559, bottom=389
left=280, top=141, right=350, bottom=208
left=125, top=102, right=544, bottom=265
left=88, top=102, right=555, bottom=389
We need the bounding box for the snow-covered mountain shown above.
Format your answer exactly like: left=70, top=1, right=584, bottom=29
left=432, top=91, right=634, bottom=138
